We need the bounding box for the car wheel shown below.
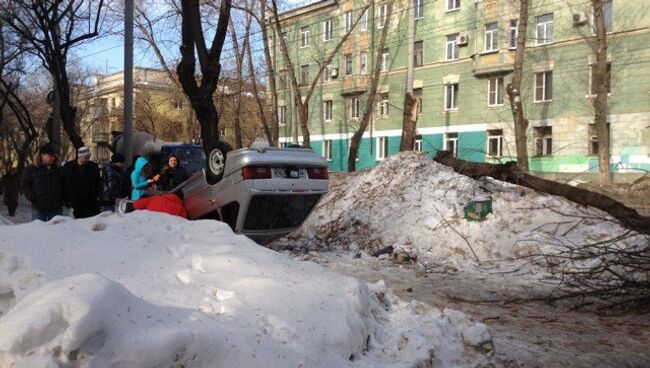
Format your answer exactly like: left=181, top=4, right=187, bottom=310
left=205, top=140, right=232, bottom=184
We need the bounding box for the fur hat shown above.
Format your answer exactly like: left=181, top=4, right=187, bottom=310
left=39, top=143, right=55, bottom=155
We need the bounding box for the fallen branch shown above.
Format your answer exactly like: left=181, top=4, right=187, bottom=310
left=433, top=151, right=650, bottom=236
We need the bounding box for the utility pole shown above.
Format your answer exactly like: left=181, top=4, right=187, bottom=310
left=122, top=0, right=134, bottom=165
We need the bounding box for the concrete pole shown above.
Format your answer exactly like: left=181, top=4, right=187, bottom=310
left=122, top=0, right=134, bottom=165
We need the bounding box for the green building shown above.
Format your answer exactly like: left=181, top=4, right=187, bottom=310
left=270, top=0, right=650, bottom=182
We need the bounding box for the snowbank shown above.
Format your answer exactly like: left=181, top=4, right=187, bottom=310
left=0, top=211, right=495, bottom=367
left=281, top=152, right=643, bottom=265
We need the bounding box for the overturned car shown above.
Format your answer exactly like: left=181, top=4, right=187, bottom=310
left=122, top=141, right=329, bottom=243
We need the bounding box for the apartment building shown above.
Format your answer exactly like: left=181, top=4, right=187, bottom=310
left=270, top=0, right=650, bottom=182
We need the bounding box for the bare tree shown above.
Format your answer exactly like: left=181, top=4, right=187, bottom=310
left=591, top=0, right=611, bottom=185
left=505, top=0, right=531, bottom=172
left=176, top=0, right=232, bottom=183
left=399, top=2, right=418, bottom=152
left=270, top=0, right=369, bottom=148
left=226, top=12, right=253, bottom=148
left=348, top=4, right=393, bottom=172
left=0, top=0, right=106, bottom=152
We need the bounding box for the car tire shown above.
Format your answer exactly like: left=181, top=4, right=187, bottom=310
left=205, top=140, right=232, bottom=184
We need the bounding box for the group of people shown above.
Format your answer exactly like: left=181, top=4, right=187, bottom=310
left=14, top=143, right=189, bottom=221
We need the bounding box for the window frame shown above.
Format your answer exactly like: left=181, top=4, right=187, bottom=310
left=344, top=11, right=353, bottom=33
left=535, top=13, right=554, bottom=45
left=534, top=126, right=553, bottom=156
left=414, top=0, right=425, bottom=19
left=413, top=88, right=423, bottom=114
left=487, top=77, right=504, bottom=107
left=349, top=96, right=360, bottom=119
left=300, top=26, right=310, bottom=48
left=589, top=62, right=612, bottom=96
left=360, top=51, right=368, bottom=74
left=534, top=71, right=553, bottom=102
left=323, top=19, right=333, bottom=41
left=300, top=64, right=309, bottom=86
left=359, top=10, right=367, bottom=31
left=344, top=54, right=353, bottom=76
left=444, top=132, right=458, bottom=157
left=484, top=22, right=498, bottom=52
left=381, top=48, right=390, bottom=72
left=414, top=40, right=424, bottom=67
left=444, top=83, right=459, bottom=111
left=378, top=3, right=390, bottom=29
left=487, top=129, right=503, bottom=158
left=376, top=136, right=389, bottom=160
left=278, top=106, right=287, bottom=127
left=323, top=100, right=333, bottom=122
left=509, top=19, right=518, bottom=49
left=592, top=0, right=613, bottom=34
left=378, top=93, right=390, bottom=117
left=323, top=140, right=333, bottom=161
left=446, top=0, right=460, bottom=12
left=323, top=64, right=332, bottom=82
left=446, top=34, right=459, bottom=60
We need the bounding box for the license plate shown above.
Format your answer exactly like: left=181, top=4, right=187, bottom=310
left=272, top=168, right=306, bottom=179
left=289, top=170, right=299, bottom=178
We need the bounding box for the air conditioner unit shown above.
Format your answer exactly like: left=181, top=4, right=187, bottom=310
left=573, top=11, right=587, bottom=26
left=330, top=67, right=338, bottom=79
left=458, top=34, right=469, bottom=46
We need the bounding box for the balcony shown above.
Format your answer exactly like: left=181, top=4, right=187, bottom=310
left=473, top=51, right=514, bottom=76
left=92, top=132, right=109, bottom=144
left=340, top=75, right=368, bottom=95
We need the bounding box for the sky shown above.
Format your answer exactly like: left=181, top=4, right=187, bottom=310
left=77, top=0, right=311, bottom=76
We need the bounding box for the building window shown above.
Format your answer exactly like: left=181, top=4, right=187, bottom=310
left=381, top=48, right=390, bottom=71
left=509, top=19, right=518, bottom=48
left=414, top=0, right=424, bottom=19
left=488, top=77, right=504, bottom=106
left=485, top=22, right=498, bottom=52
left=279, top=141, right=290, bottom=148
left=447, top=0, right=460, bottom=11
left=323, top=100, right=333, bottom=122
left=487, top=129, right=503, bottom=157
left=534, top=71, right=553, bottom=102
left=444, top=83, right=459, bottom=111
left=446, top=34, right=459, bottom=60
left=323, top=140, right=333, bottom=161
left=360, top=51, right=368, bottom=74
left=378, top=3, right=391, bottom=28
left=413, top=88, right=423, bottom=114
left=588, top=124, right=599, bottom=155
left=345, top=11, right=353, bottom=33
left=590, top=62, right=612, bottom=95
left=359, top=10, right=367, bottom=31
left=300, top=65, right=309, bottom=86
left=345, top=54, right=353, bottom=76
left=323, top=19, right=333, bottom=41
left=593, top=0, right=613, bottom=33
left=278, top=106, right=286, bottom=126
left=300, top=26, right=309, bottom=47
left=414, top=41, right=423, bottom=67
left=279, top=70, right=287, bottom=89
left=349, top=97, right=360, bottom=119
left=445, top=132, right=458, bottom=157
left=414, top=138, right=423, bottom=152
left=534, top=126, right=552, bottom=156
left=536, top=13, right=554, bottom=45
left=323, top=64, right=332, bottom=82
left=377, top=136, right=389, bottom=160
left=378, top=93, right=389, bottom=117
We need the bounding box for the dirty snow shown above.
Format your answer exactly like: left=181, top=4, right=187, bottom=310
left=0, top=211, right=497, bottom=367
left=279, top=152, right=645, bottom=268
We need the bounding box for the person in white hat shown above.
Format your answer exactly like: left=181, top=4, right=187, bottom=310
left=62, top=146, right=101, bottom=218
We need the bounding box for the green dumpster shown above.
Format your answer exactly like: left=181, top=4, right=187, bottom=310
left=464, top=196, right=493, bottom=222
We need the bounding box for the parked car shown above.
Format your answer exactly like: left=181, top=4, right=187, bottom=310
left=120, top=141, right=329, bottom=243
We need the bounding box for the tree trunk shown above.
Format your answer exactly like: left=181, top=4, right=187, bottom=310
left=434, top=150, right=650, bottom=236
left=591, top=0, right=611, bottom=185
left=348, top=3, right=392, bottom=171
left=399, top=92, right=419, bottom=151
left=506, top=0, right=530, bottom=172
left=258, top=0, right=278, bottom=146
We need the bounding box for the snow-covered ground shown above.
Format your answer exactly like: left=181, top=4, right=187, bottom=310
left=0, top=211, right=497, bottom=367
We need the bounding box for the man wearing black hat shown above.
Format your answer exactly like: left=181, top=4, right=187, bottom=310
left=62, top=146, right=101, bottom=218
left=100, top=153, right=129, bottom=212
left=20, top=143, right=65, bottom=221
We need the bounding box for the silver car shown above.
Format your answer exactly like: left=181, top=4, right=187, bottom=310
left=169, top=144, right=328, bottom=242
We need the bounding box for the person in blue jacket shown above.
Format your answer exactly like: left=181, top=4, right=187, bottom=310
left=130, top=155, right=159, bottom=200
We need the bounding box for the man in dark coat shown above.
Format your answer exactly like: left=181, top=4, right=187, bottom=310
left=63, top=146, right=101, bottom=219
left=158, top=154, right=189, bottom=192
left=20, top=143, right=65, bottom=221
left=100, top=153, right=129, bottom=212
left=1, top=167, right=20, bottom=216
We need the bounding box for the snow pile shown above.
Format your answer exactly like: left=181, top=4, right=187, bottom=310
left=280, top=152, right=642, bottom=264
left=0, top=211, right=496, bottom=367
